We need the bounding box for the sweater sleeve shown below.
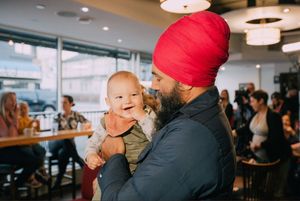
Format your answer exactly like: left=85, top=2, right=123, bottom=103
left=138, top=108, right=156, bottom=142
left=84, top=114, right=107, bottom=160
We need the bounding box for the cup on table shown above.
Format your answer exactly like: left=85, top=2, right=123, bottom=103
left=23, top=128, right=34, bottom=136
left=52, top=122, right=58, bottom=133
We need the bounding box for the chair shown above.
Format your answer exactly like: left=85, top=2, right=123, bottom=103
left=241, top=159, right=280, bottom=201
left=0, top=164, right=17, bottom=200
left=47, top=153, right=76, bottom=200
left=71, top=164, right=100, bottom=201
left=0, top=164, right=37, bottom=200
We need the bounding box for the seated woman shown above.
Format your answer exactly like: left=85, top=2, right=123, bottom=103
left=0, top=92, right=42, bottom=188
left=18, top=102, right=48, bottom=183
left=49, top=95, right=91, bottom=189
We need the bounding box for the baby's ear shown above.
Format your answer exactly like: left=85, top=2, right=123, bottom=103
left=105, top=97, right=110, bottom=107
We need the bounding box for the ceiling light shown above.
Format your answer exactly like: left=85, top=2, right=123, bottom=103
left=256, top=64, right=261, bottom=69
left=282, top=41, right=300, bottom=53
left=220, top=66, right=226, bottom=71
left=283, top=8, right=290, bottom=13
left=246, top=27, right=280, bottom=46
left=117, top=39, right=122, bottom=43
left=8, top=39, right=14, bottom=46
left=81, top=7, right=89, bottom=12
left=244, top=29, right=248, bottom=33
left=36, top=4, right=45, bottom=10
left=160, top=0, right=211, bottom=14
left=102, top=26, right=109, bottom=31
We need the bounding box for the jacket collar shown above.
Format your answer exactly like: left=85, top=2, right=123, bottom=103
left=165, top=86, right=220, bottom=124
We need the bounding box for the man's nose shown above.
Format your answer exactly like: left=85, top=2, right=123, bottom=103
left=151, top=80, right=159, bottom=91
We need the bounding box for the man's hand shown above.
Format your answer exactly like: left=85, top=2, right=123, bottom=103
left=86, top=153, right=105, bottom=170
left=101, top=136, right=125, bottom=161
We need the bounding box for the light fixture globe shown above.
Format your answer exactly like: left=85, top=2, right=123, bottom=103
left=246, top=27, right=280, bottom=46
left=160, top=0, right=211, bottom=14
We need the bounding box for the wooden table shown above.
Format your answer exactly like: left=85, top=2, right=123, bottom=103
left=0, top=129, right=93, bottom=148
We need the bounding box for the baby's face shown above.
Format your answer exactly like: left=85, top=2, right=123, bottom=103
left=106, top=77, right=143, bottom=119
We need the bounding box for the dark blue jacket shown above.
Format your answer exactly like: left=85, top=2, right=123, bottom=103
left=99, top=87, right=236, bottom=201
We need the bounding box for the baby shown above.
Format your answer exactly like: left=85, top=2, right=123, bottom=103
left=85, top=71, right=156, bottom=200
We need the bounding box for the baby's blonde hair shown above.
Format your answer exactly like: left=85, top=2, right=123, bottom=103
left=107, top=71, right=141, bottom=96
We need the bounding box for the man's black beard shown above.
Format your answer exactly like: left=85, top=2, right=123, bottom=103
left=154, top=85, right=185, bottom=130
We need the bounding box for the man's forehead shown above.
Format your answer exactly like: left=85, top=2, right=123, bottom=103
left=152, top=64, right=166, bottom=78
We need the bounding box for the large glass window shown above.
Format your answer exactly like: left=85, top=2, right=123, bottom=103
left=0, top=30, right=57, bottom=113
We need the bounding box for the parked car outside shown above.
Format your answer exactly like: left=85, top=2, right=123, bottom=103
left=0, top=89, right=57, bottom=112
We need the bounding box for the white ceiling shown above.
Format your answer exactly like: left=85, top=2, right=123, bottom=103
left=0, top=0, right=299, bottom=64
left=0, top=0, right=178, bottom=53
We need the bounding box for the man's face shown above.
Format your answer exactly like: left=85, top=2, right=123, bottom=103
left=271, top=98, right=279, bottom=107
left=151, top=64, right=177, bottom=97
left=152, top=65, right=185, bottom=130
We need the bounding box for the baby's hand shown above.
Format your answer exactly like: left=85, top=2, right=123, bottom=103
left=86, top=153, right=105, bottom=170
left=130, top=105, right=146, bottom=121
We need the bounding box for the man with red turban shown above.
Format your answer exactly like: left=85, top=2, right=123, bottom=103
left=98, top=11, right=236, bottom=200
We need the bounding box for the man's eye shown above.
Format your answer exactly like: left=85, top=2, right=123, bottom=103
left=116, top=96, right=122, bottom=99
left=132, top=93, right=138, bottom=96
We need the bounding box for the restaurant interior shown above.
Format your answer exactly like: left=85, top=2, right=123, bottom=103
left=0, top=0, right=300, bottom=200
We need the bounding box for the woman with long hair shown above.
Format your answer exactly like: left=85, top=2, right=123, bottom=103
left=0, top=92, right=41, bottom=187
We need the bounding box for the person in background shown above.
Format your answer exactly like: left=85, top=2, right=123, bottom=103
left=49, top=95, right=91, bottom=189
left=0, top=92, right=41, bottom=188
left=246, top=82, right=255, bottom=95
left=220, top=89, right=234, bottom=128
left=18, top=102, right=40, bottom=134
left=271, top=92, right=289, bottom=116
left=18, top=102, right=49, bottom=183
left=233, top=90, right=291, bottom=197
left=282, top=114, right=298, bottom=144
left=285, top=88, right=299, bottom=129
left=85, top=71, right=156, bottom=200
left=98, top=11, right=236, bottom=200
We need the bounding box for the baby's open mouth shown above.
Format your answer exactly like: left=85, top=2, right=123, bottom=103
left=123, top=106, right=134, bottom=110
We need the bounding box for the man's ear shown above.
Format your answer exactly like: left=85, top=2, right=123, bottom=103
left=105, top=97, right=111, bottom=107
left=178, top=82, right=193, bottom=91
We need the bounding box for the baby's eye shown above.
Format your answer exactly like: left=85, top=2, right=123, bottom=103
left=132, top=93, right=138, bottom=96
left=115, top=96, right=122, bottom=99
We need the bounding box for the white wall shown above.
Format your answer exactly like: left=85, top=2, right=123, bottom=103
left=216, top=65, right=259, bottom=108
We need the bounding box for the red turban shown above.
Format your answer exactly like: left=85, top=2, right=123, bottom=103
left=153, top=11, right=230, bottom=87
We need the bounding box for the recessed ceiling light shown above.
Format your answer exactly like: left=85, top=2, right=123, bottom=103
left=244, top=29, right=248, bottom=33
left=8, top=39, right=14, bottom=46
left=283, top=8, right=290, bottom=13
left=256, top=64, right=261, bottom=69
left=220, top=66, right=226, bottom=71
left=36, top=4, right=46, bottom=10
left=102, top=26, right=109, bottom=31
left=117, top=39, right=122, bottom=43
left=81, top=7, right=89, bottom=12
